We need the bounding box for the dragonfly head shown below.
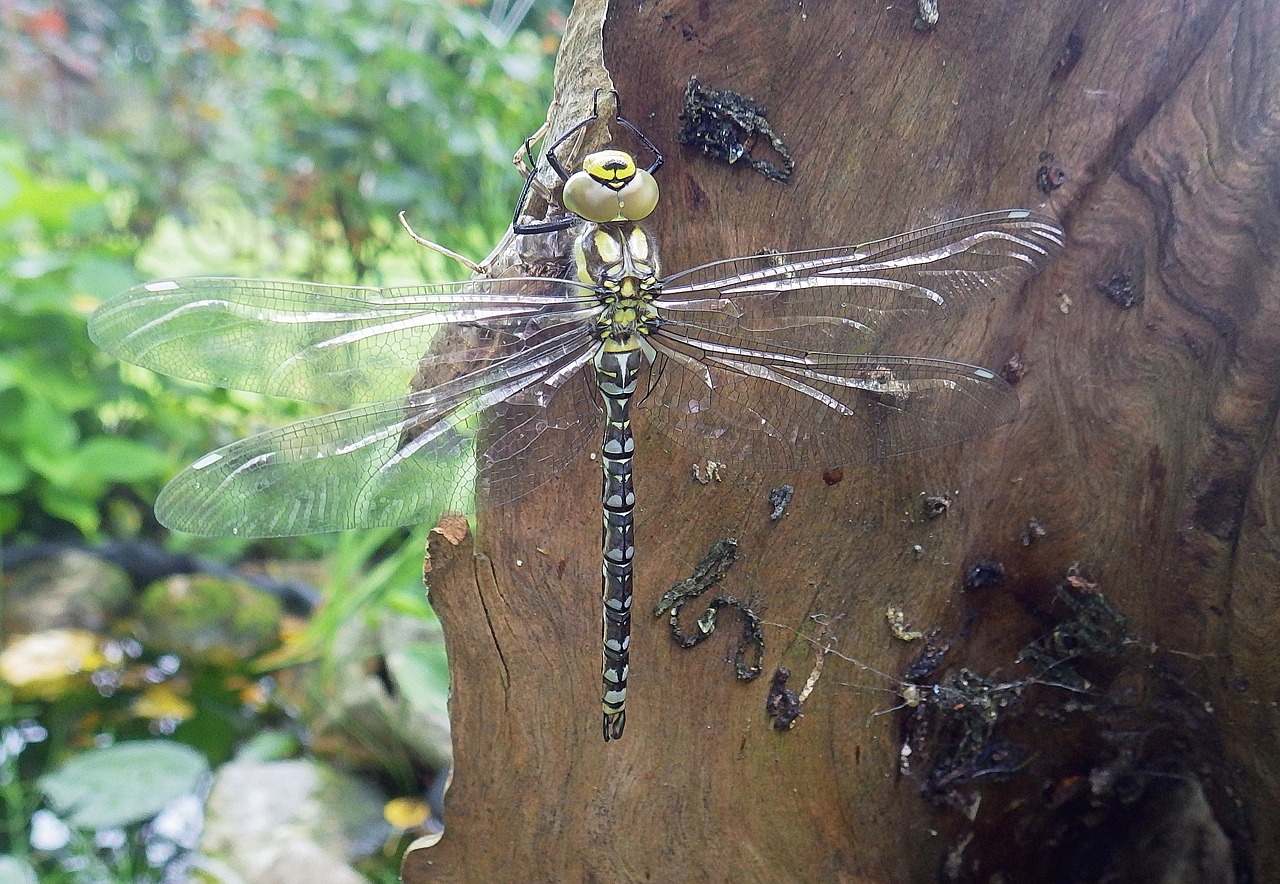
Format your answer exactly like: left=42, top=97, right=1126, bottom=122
left=563, top=149, right=660, bottom=224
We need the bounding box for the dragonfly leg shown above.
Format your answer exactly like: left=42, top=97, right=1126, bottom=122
left=396, top=211, right=486, bottom=274
left=512, top=99, right=559, bottom=180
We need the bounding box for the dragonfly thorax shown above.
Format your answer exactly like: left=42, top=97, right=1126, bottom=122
left=574, top=222, right=660, bottom=289
left=576, top=222, right=662, bottom=345
left=563, top=150, right=660, bottom=224
left=595, top=299, right=660, bottom=346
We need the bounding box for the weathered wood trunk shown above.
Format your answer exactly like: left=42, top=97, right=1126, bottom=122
left=404, top=1, right=1275, bottom=880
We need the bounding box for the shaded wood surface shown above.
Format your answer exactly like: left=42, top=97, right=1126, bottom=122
left=405, top=1, right=1277, bottom=880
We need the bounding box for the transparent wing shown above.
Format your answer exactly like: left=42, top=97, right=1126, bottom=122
left=155, top=326, right=602, bottom=537
left=639, top=210, right=1060, bottom=467
left=89, top=276, right=601, bottom=404
left=656, top=210, right=1064, bottom=352
left=645, top=331, right=1016, bottom=470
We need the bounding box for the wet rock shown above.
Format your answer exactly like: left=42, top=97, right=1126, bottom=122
left=201, top=758, right=389, bottom=883
left=2, top=549, right=131, bottom=634
left=138, top=574, right=281, bottom=665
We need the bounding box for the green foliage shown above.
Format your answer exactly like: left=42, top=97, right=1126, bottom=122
left=0, top=150, right=271, bottom=539
left=0, top=2, right=561, bottom=876
left=0, top=0, right=562, bottom=540
left=0, top=155, right=162, bottom=537
left=1, top=0, right=562, bottom=283
left=38, top=741, right=210, bottom=830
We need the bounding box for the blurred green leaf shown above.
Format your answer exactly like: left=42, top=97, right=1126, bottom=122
left=37, top=485, right=102, bottom=536
left=386, top=643, right=450, bottom=723
left=0, top=500, right=18, bottom=534
left=70, top=254, right=139, bottom=303
left=237, top=729, right=302, bottom=763
left=70, top=437, right=171, bottom=483
left=0, top=161, right=103, bottom=232
left=39, top=740, right=210, bottom=830
left=18, top=396, right=79, bottom=458
left=0, top=448, right=28, bottom=494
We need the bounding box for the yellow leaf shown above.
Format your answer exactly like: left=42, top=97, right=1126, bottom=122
left=0, top=629, right=104, bottom=700
left=383, top=797, right=431, bottom=830
left=131, top=683, right=196, bottom=722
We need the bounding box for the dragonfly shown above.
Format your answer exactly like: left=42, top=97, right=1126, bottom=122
left=89, top=94, right=1065, bottom=742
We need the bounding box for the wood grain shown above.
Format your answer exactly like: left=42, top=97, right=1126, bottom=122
left=406, top=1, right=1273, bottom=880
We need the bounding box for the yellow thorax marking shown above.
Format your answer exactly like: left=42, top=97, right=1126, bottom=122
left=627, top=226, right=650, bottom=262
left=576, top=226, right=658, bottom=293
left=594, top=229, right=621, bottom=264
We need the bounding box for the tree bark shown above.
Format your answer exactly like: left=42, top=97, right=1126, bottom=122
left=405, top=1, right=1274, bottom=880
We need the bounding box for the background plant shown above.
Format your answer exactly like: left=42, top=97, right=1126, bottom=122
left=0, top=0, right=562, bottom=541
left=0, top=0, right=564, bottom=878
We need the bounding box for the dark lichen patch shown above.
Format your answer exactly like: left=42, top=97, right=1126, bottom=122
left=1095, top=269, right=1143, bottom=309
left=677, top=75, right=795, bottom=183
left=768, top=484, right=794, bottom=521
left=922, top=493, right=953, bottom=520
left=1020, top=517, right=1047, bottom=546
left=849, top=565, right=1239, bottom=881
left=963, top=560, right=1006, bottom=591
left=999, top=352, right=1027, bottom=384
left=904, top=631, right=950, bottom=682
left=765, top=666, right=802, bottom=730
left=919, top=668, right=1030, bottom=806
left=1036, top=152, right=1067, bottom=193
left=893, top=568, right=1132, bottom=812
left=655, top=537, right=763, bottom=681
left=653, top=537, right=738, bottom=619
left=1050, top=30, right=1086, bottom=81
left=1017, top=567, right=1127, bottom=690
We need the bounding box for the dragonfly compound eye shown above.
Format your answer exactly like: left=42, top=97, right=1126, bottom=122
left=564, top=150, right=660, bottom=224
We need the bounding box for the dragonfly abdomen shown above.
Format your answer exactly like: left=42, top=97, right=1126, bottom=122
left=596, top=339, right=645, bottom=741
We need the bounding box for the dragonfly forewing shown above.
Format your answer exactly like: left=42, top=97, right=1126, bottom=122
left=634, top=210, right=1061, bottom=469
left=656, top=210, right=1064, bottom=353
left=88, top=276, right=601, bottom=405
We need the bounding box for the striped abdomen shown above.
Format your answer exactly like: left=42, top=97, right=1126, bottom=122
left=596, top=339, right=644, bottom=741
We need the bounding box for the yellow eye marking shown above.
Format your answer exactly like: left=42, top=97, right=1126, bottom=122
left=582, top=149, right=638, bottom=187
